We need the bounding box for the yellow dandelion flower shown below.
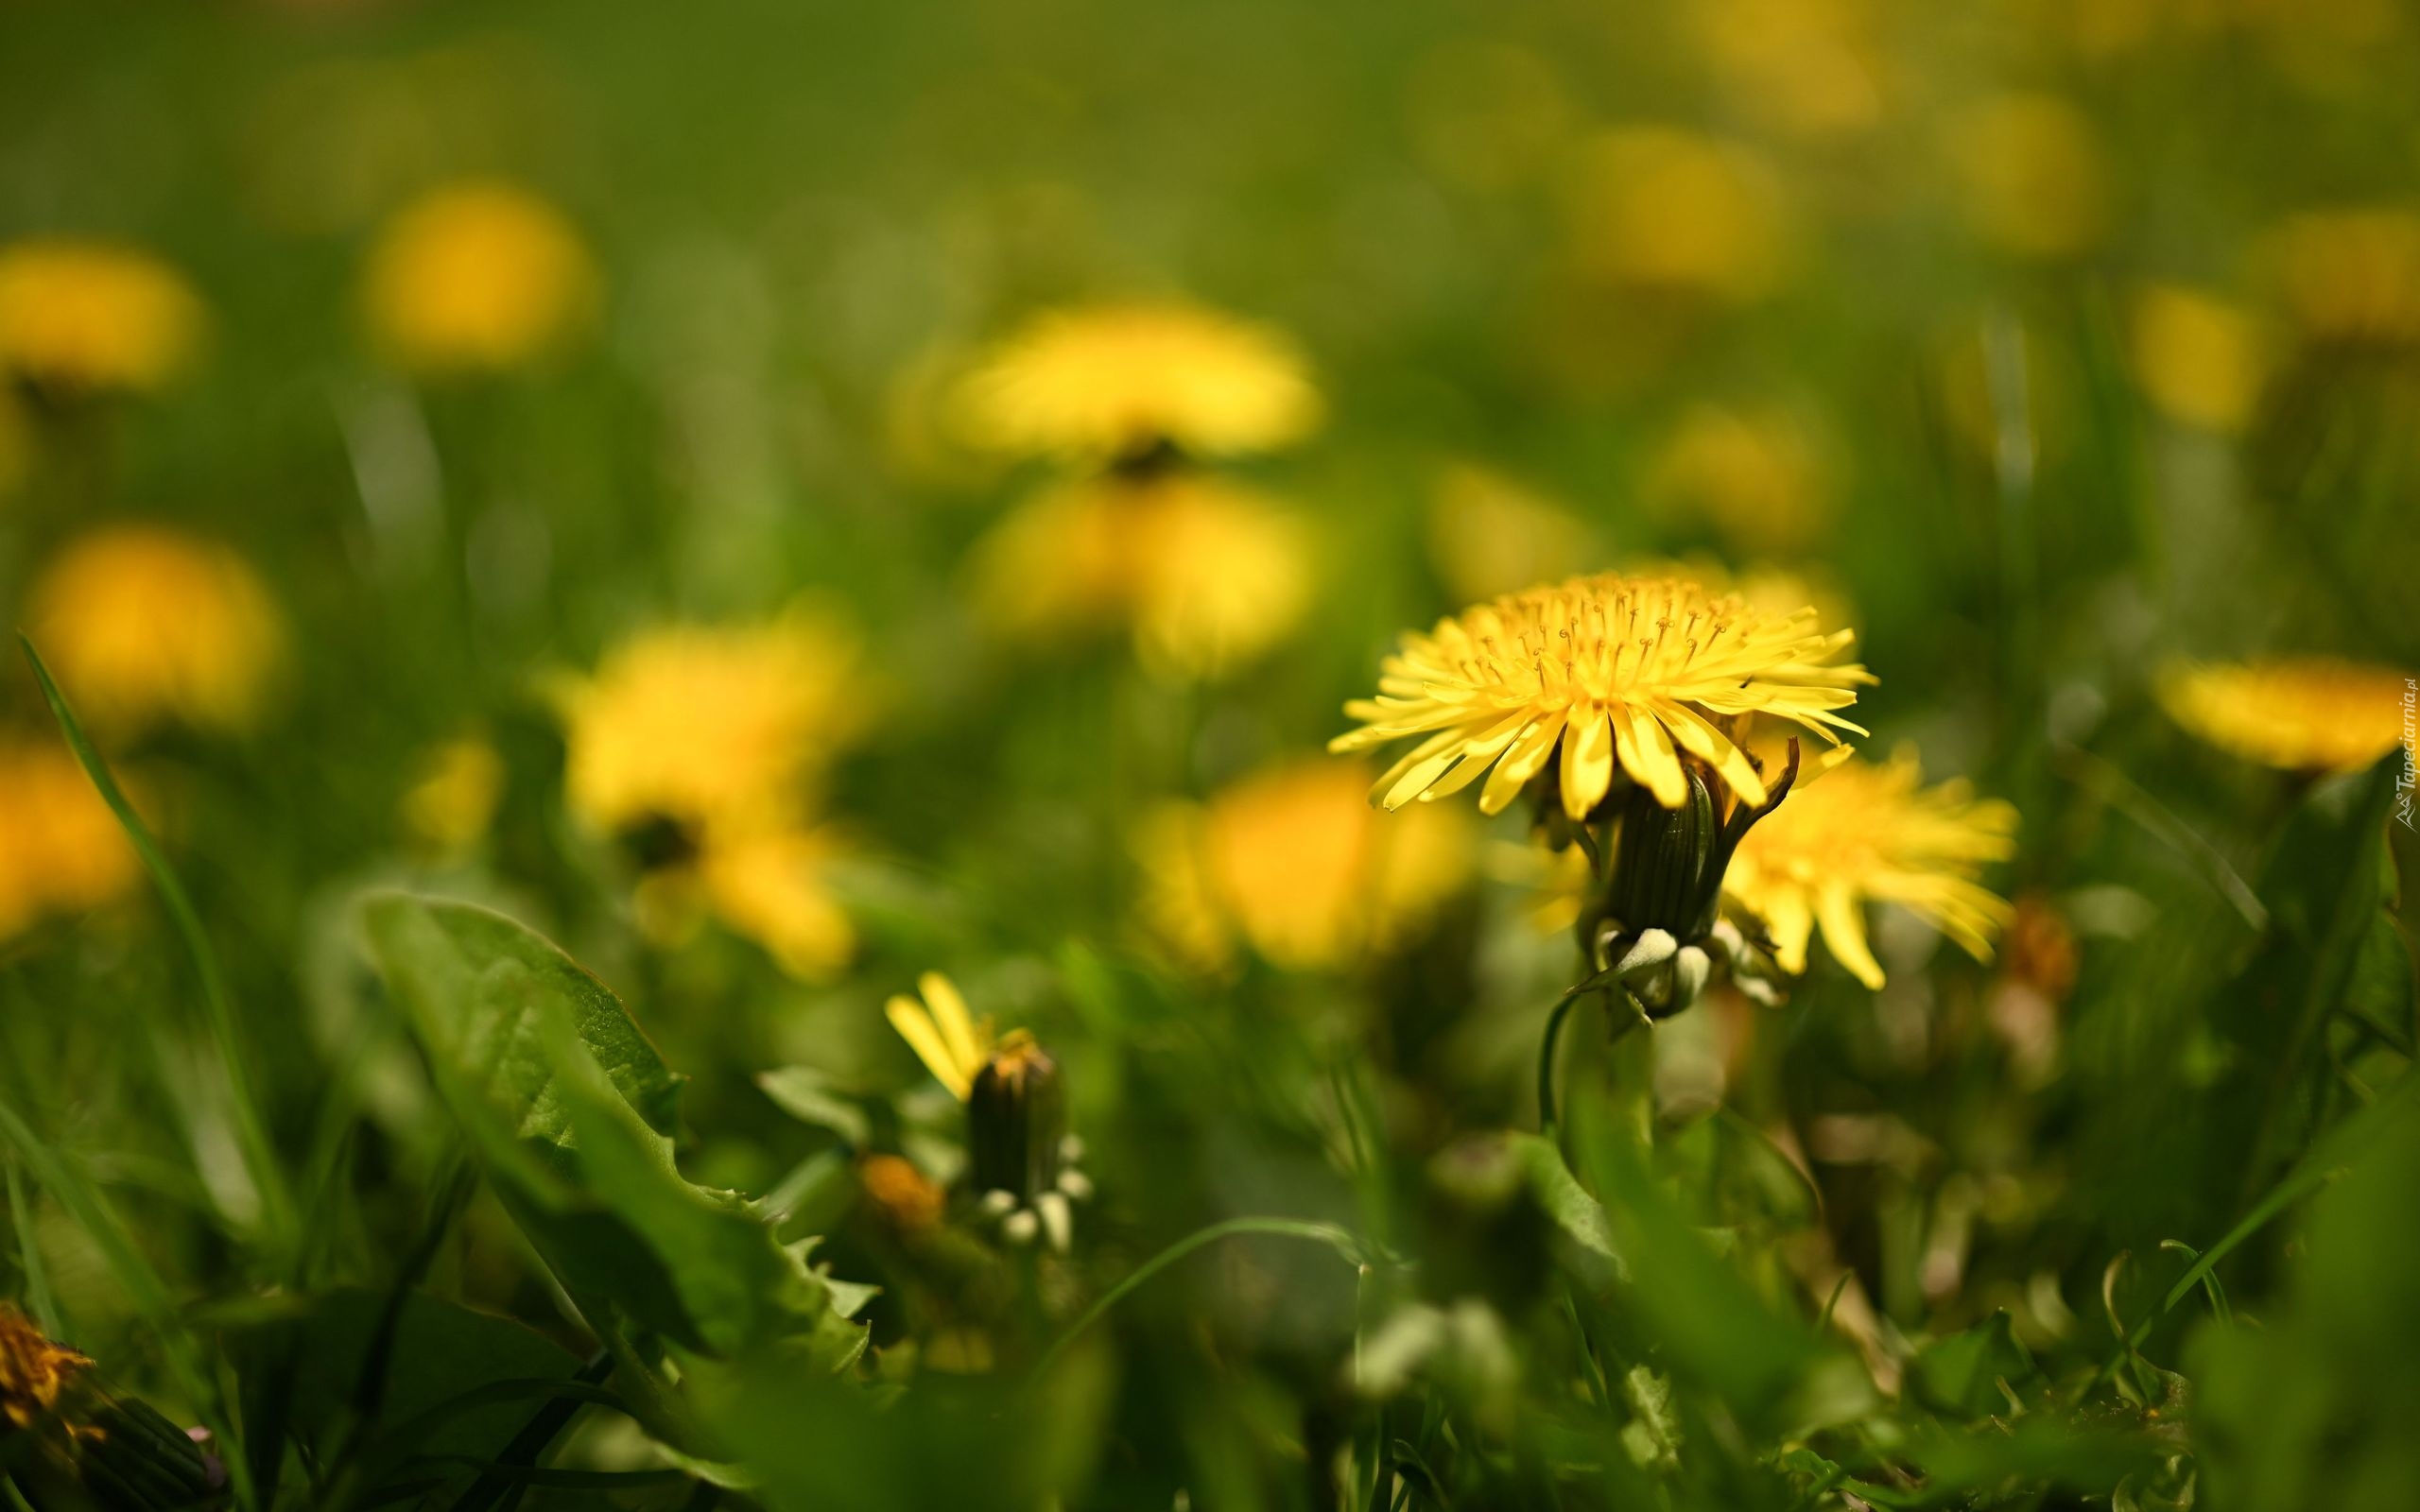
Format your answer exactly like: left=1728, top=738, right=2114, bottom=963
left=885, top=971, right=998, bottom=1101
left=1723, top=748, right=2017, bottom=989
left=400, top=734, right=505, bottom=855
left=362, top=181, right=597, bottom=375
left=955, top=302, right=1322, bottom=462
left=27, top=526, right=285, bottom=738
left=694, top=821, right=856, bottom=981
left=1136, top=759, right=1473, bottom=974
left=2158, top=657, right=2413, bottom=772
left=0, top=239, right=203, bottom=395
left=0, top=741, right=142, bottom=943
left=2130, top=284, right=2266, bottom=433
left=0, top=1304, right=93, bottom=1433
left=1645, top=404, right=1837, bottom=557
left=2263, top=209, right=2420, bottom=348
left=971, top=472, right=1313, bottom=679
left=1561, top=128, right=1788, bottom=302
left=1330, top=571, right=1871, bottom=819
left=556, top=608, right=867, bottom=835
left=1425, top=464, right=1599, bottom=606
left=1945, top=94, right=2110, bottom=261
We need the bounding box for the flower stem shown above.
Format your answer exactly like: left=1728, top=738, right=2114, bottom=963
left=1029, top=1216, right=1358, bottom=1383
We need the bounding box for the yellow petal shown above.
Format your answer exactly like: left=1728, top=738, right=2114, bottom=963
left=1616, top=706, right=1687, bottom=808
left=917, top=972, right=989, bottom=1082
left=886, top=995, right=973, bottom=1100
left=1656, top=701, right=1766, bottom=808
left=1559, top=708, right=1616, bottom=818
left=1815, top=884, right=1885, bottom=989
left=1480, top=712, right=1566, bottom=815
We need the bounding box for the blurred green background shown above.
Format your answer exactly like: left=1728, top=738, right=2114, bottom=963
left=3, top=1, right=2418, bottom=1508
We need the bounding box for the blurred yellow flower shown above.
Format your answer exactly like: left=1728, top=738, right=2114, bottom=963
left=1945, top=94, right=2110, bottom=261
left=0, top=741, right=141, bottom=943
left=1686, top=0, right=1888, bottom=140
left=0, top=239, right=202, bottom=395
left=1331, top=571, right=1870, bottom=819
left=691, top=821, right=856, bottom=981
left=27, top=526, right=285, bottom=738
left=2130, top=285, right=2266, bottom=433
left=886, top=971, right=997, bottom=1101
left=400, top=734, right=505, bottom=855
left=556, top=609, right=868, bottom=837
left=972, top=472, right=1313, bottom=679
left=2158, top=657, right=2414, bottom=772
left=1425, top=464, right=1598, bottom=605
left=1724, top=748, right=2017, bottom=988
left=1136, top=759, right=1473, bottom=974
left=2263, top=210, right=2420, bottom=348
left=956, top=302, right=1322, bottom=462
left=362, top=181, right=597, bottom=374
left=1562, top=128, right=1788, bottom=302
left=1645, top=404, right=1837, bottom=556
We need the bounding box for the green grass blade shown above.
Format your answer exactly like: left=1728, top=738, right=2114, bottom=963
left=5, top=1157, right=59, bottom=1334
left=17, top=632, right=294, bottom=1250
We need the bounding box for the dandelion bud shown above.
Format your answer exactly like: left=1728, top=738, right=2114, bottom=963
left=1604, top=765, right=1718, bottom=939
left=967, top=1033, right=1065, bottom=1208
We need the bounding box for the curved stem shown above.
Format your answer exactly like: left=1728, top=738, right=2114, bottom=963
left=1537, top=991, right=1583, bottom=1141
left=1030, top=1217, right=1357, bottom=1383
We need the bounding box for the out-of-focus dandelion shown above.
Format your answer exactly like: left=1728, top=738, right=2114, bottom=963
left=1945, top=94, right=2110, bottom=261
left=2130, top=285, right=2266, bottom=433
left=971, top=472, right=1312, bottom=679
left=1330, top=570, right=1869, bottom=819
left=2263, top=210, right=2420, bottom=350
left=1685, top=0, right=1889, bottom=140
left=1425, top=465, right=1598, bottom=606
left=2158, top=656, right=2414, bottom=772
left=955, top=302, right=1321, bottom=463
left=557, top=610, right=869, bottom=979
left=400, top=733, right=506, bottom=856
left=1135, top=759, right=1471, bottom=975
left=858, top=1152, right=946, bottom=1235
left=27, top=525, right=285, bottom=738
left=687, top=821, right=856, bottom=981
left=361, top=181, right=597, bottom=375
left=885, top=973, right=1086, bottom=1248
left=0, top=239, right=203, bottom=397
left=1561, top=128, right=1788, bottom=303
left=555, top=610, right=867, bottom=838
left=0, top=741, right=140, bottom=944
left=1723, top=747, right=2017, bottom=989
left=1645, top=404, right=1838, bottom=557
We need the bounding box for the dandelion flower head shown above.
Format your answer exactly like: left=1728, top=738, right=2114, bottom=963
left=2158, top=656, right=2414, bottom=773
left=28, top=526, right=285, bottom=737
left=956, top=302, right=1322, bottom=462
left=0, top=239, right=202, bottom=396
left=362, top=180, right=597, bottom=374
left=1331, top=570, right=1870, bottom=820
left=556, top=609, right=867, bottom=836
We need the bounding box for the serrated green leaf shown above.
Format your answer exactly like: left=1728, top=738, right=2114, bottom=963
left=357, top=892, right=868, bottom=1366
